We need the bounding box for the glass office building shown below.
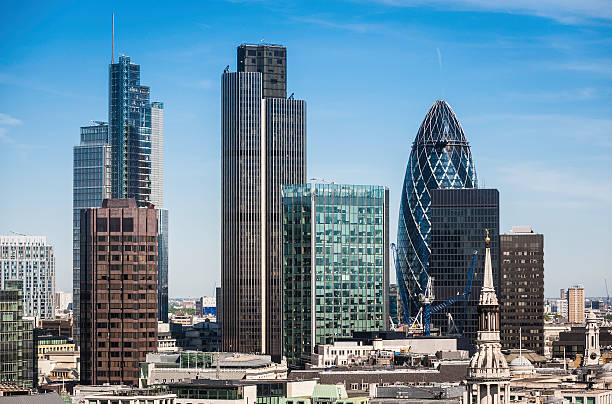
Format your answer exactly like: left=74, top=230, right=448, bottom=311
left=73, top=122, right=112, bottom=347
left=109, top=55, right=152, bottom=206
left=0, top=280, right=34, bottom=389
left=282, top=184, right=389, bottom=368
left=397, top=100, right=478, bottom=320
left=429, top=188, right=499, bottom=348
left=221, top=48, right=306, bottom=362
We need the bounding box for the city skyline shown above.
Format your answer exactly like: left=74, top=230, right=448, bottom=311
left=0, top=1, right=611, bottom=298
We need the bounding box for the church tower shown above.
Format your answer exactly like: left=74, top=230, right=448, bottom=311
left=582, top=310, right=601, bottom=366
left=465, top=231, right=511, bottom=404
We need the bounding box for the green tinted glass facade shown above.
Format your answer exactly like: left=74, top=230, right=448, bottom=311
left=282, top=184, right=389, bottom=368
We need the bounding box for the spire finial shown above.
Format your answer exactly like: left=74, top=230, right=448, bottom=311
left=485, top=229, right=490, bottom=245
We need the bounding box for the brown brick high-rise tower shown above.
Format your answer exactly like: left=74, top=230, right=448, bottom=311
left=79, top=198, right=158, bottom=386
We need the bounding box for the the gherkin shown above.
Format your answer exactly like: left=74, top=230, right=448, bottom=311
left=397, top=100, right=478, bottom=320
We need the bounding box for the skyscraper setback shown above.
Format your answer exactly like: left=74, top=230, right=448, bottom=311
left=222, top=44, right=305, bottom=361
left=74, top=54, right=168, bottom=342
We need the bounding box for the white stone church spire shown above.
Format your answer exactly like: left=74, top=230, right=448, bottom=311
left=465, top=231, right=511, bottom=404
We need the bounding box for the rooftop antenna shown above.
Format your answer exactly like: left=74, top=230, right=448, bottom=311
left=111, top=13, right=115, bottom=64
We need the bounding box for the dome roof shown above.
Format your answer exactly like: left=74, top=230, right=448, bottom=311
left=510, top=356, right=534, bottom=368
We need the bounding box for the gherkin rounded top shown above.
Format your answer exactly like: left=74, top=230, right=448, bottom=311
left=414, top=100, right=468, bottom=145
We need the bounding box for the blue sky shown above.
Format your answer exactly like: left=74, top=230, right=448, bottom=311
left=1, top=1, right=610, bottom=299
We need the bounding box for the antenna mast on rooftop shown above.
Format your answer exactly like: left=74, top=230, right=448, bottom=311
left=112, top=13, right=115, bottom=64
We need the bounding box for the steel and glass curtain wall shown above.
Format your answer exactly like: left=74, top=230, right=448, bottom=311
left=397, top=100, right=478, bottom=320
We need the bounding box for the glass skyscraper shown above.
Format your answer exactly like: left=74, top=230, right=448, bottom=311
left=74, top=56, right=168, bottom=346
left=109, top=55, right=152, bottom=206
left=429, top=188, right=499, bottom=348
left=397, top=100, right=478, bottom=320
left=282, top=184, right=389, bottom=368
left=221, top=44, right=306, bottom=362
left=73, top=122, right=112, bottom=346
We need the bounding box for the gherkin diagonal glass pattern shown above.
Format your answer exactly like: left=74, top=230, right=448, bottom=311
left=397, top=100, right=478, bottom=319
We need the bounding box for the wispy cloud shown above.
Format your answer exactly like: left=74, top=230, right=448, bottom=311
left=502, top=87, right=604, bottom=102
left=465, top=113, right=612, bottom=149
left=498, top=162, right=612, bottom=207
left=436, top=48, right=442, bottom=72
left=293, top=16, right=389, bottom=34
left=368, top=0, right=612, bottom=25
left=552, top=60, right=612, bottom=76
left=0, top=113, right=22, bottom=126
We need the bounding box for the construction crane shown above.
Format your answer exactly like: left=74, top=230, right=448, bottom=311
left=416, top=249, right=478, bottom=336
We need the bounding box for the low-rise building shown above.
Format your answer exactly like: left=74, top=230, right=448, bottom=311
left=140, top=352, right=288, bottom=387
left=36, top=335, right=75, bottom=359
left=159, top=379, right=318, bottom=404
left=158, top=322, right=178, bottom=353
left=38, top=350, right=79, bottom=385
left=38, top=318, right=73, bottom=339
left=289, top=362, right=469, bottom=396
left=312, top=336, right=459, bottom=368
left=73, top=386, right=175, bottom=404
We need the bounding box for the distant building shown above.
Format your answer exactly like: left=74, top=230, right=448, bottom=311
left=171, top=319, right=220, bottom=352
left=54, top=291, right=72, bottom=312
left=568, top=285, right=585, bottom=324
left=35, top=335, right=75, bottom=359
left=552, top=325, right=612, bottom=359
left=312, top=336, right=460, bottom=368
left=499, top=226, right=544, bottom=355
left=222, top=44, right=306, bottom=361
left=0, top=280, right=35, bottom=389
left=79, top=199, right=159, bottom=386
left=140, top=352, right=288, bottom=387
left=195, top=296, right=216, bottom=316
left=429, top=188, right=500, bottom=348
left=157, top=322, right=178, bottom=353
left=38, top=318, right=72, bottom=339
left=282, top=183, right=389, bottom=368
left=0, top=235, right=55, bottom=319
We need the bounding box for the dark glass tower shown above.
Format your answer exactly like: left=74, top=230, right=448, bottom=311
left=107, top=55, right=168, bottom=324
left=109, top=55, right=152, bottom=206
left=237, top=44, right=287, bottom=99
left=222, top=44, right=305, bottom=361
left=429, top=188, right=499, bottom=349
left=500, top=227, right=544, bottom=354
left=397, top=100, right=478, bottom=320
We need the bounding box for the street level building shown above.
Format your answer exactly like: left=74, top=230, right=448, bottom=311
left=79, top=198, right=159, bottom=386
left=568, top=285, right=585, bottom=324
left=0, top=280, right=34, bottom=389
left=0, top=235, right=55, bottom=319
left=222, top=44, right=306, bottom=361
left=429, top=188, right=499, bottom=348
left=499, top=226, right=544, bottom=355
left=282, top=184, right=389, bottom=368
